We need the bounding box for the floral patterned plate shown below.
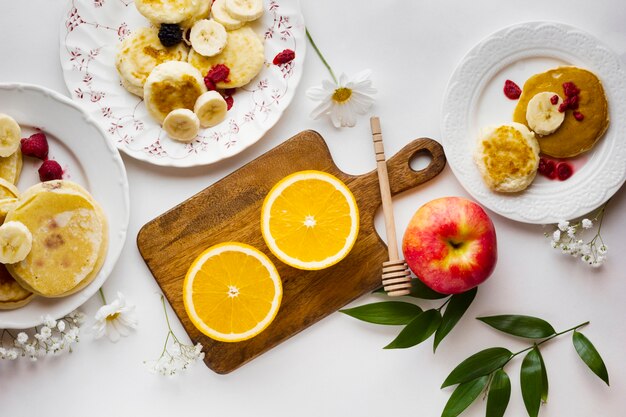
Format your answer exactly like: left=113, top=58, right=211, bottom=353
left=59, top=0, right=305, bottom=167
left=441, top=22, right=626, bottom=224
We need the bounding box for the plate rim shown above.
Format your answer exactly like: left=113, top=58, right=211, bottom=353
left=440, top=20, right=626, bottom=224
left=58, top=0, right=306, bottom=168
left=0, top=81, right=130, bottom=329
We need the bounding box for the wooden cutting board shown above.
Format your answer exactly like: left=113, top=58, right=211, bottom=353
left=137, top=130, right=446, bottom=374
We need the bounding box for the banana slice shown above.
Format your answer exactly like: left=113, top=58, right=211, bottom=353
left=190, top=19, right=227, bottom=57
left=181, top=0, right=213, bottom=28
left=135, top=0, right=201, bottom=24
left=194, top=91, right=228, bottom=127
left=163, top=109, right=201, bottom=142
left=0, top=177, right=19, bottom=200
left=526, top=92, right=565, bottom=136
left=224, top=0, right=263, bottom=21
left=0, top=114, right=21, bottom=158
left=0, top=221, right=32, bottom=264
left=211, top=0, right=244, bottom=30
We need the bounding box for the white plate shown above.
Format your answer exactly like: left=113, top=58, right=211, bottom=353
left=0, top=83, right=129, bottom=329
left=59, top=0, right=305, bottom=167
left=441, top=21, right=626, bottom=223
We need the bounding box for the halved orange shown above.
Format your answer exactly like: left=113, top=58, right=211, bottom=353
left=261, top=170, right=359, bottom=270
left=183, top=242, right=282, bottom=342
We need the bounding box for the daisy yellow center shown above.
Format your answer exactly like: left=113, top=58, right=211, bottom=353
left=332, top=87, right=352, bottom=103
left=107, top=312, right=120, bottom=321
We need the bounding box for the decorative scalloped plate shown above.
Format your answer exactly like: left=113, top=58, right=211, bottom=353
left=59, top=0, right=305, bottom=167
left=0, top=83, right=129, bottom=329
left=441, top=22, right=626, bottom=223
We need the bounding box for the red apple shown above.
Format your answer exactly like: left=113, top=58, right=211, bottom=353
left=402, top=197, right=497, bottom=294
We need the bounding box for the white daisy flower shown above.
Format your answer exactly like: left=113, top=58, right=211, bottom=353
left=306, top=70, right=376, bottom=128
left=93, top=292, right=138, bottom=343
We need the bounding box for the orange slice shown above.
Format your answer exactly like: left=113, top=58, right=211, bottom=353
left=183, top=242, right=282, bottom=342
left=261, top=170, right=359, bottom=270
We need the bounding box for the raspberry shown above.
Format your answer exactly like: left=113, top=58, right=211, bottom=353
left=538, top=158, right=556, bottom=179
left=273, top=49, right=295, bottom=65
left=224, top=88, right=236, bottom=96
left=158, top=24, right=182, bottom=47
left=562, top=82, right=580, bottom=98
left=204, top=77, right=216, bottom=91
left=206, top=64, right=230, bottom=83
left=38, top=160, right=63, bottom=182
left=21, top=132, right=49, bottom=160
left=224, top=95, right=234, bottom=110
left=564, top=95, right=579, bottom=110
left=573, top=111, right=585, bottom=121
left=556, top=162, right=573, bottom=181
left=558, top=102, right=568, bottom=113
left=503, top=80, right=522, bottom=100
left=550, top=94, right=559, bottom=105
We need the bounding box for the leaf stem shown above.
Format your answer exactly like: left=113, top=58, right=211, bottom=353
left=510, top=321, right=590, bottom=359
left=99, top=287, right=107, bottom=305
left=437, top=297, right=452, bottom=312
left=160, top=294, right=180, bottom=344
left=306, top=28, right=338, bottom=84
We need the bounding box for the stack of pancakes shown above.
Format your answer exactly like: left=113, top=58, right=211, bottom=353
left=1, top=179, right=108, bottom=309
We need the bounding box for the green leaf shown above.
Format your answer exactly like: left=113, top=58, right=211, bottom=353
left=477, top=315, right=556, bottom=339
left=441, top=375, right=489, bottom=417
left=340, top=301, right=423, bottom=325
left=433, top=288, right=477, bottom=352
left=441, top=347, right=512, bottom=388
left=520, top=346, right=543, bottom=417
left=572, top=331, right=610, bottom=386
left=409, top=278, right=449, bottom=299
left=384, top=309, right=441, bottom=349
left=486, top=369, right=511, bottom=417
left=537, top=347, right=549, bottom=403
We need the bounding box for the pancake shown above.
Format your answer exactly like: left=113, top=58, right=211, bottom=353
left=181, top=0, right=213, bottom=28
left=143, top=60, right=207, bottom=123
left=187, top=25, right=264, bottom=88
left=116, top=27, right=189, bottom=97
left=0, top=264, right=34, bottom=310
left=0, top=197, right=17, bottom=222
left=5, top=181, right=108, bottom=298
left=474, top=122, right=540, bottom=193
left=0, top=148, right=22, bottom=185
left=513, top=66, right=609, bottom=158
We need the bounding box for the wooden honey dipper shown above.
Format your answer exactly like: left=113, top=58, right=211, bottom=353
left=370, top=117, right=412, bottom=296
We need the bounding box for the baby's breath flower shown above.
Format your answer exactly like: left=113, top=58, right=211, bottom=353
left=16, top=332, right=28, bottom=345
left=145, top=295, right=205, bottom=376
left=546, top=203, right=608, bottom=268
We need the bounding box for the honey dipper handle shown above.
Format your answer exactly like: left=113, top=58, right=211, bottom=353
left=370, top=117, right=400, bottom=262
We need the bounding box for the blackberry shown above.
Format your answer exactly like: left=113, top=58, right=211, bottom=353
left=158, top=24, right=182, bottom=47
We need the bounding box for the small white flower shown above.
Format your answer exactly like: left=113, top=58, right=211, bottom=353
left=16, top=332, right=28, bottom=345
left=42, top=315, right=57, bottom=328
left=306, top=70, right=376, bottom=128
left=558, top=220, right=569, bottom=231
left=582, top=219, right=593, bottom=229
left=6, top=349, right=19, bottom=360
left=92, top=292, right=138, bottom=342
left=567, top=226, right=577, bottom=239
left=57, top=320, right=66, bottom=332
left=552, top=230, right=561, bottom=242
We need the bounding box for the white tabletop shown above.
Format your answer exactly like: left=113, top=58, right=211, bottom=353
left=1, top=0, right=626, bottom=415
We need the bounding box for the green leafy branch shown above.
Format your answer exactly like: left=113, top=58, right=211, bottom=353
left=340, top=278, right=477, bottom=352
left=440, top=315, right=609, bottom=417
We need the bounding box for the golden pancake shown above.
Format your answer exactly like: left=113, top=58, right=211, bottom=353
left=0, top=264, right=34, bottom=310
left=0, top=149, right=22, bottom=184
left=513, top=67, right=609, bottom=158
left=6, top=181, right=108, bottom=298
left=474, top=122, right=540, bottom=193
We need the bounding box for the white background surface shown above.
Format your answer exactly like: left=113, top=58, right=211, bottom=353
left=1, top=0, right=626, bottom=416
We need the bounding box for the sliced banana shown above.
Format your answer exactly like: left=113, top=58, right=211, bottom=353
left=0, top=221, right=32, bottom=264
left=0, top=177, right=19, bottom=200
left=190, top=19, right=227, bottom=57
left=211, top=0, right=244, bottom=30
left=0, top=114, right=21, bottom=158
left=194, top=91, right=228, bottom=127
left=135, top=0, right=201, bottom=24
left=526, top=92, right=565, bottom=136
left=163, top=109, right=201, bottom=142
left=224, top=0, right=263, bottom=21
left=181, top=0, right=213, bottom=28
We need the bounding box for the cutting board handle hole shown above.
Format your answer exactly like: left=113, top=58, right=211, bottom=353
left=409, top=150, right=434, bottom=172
